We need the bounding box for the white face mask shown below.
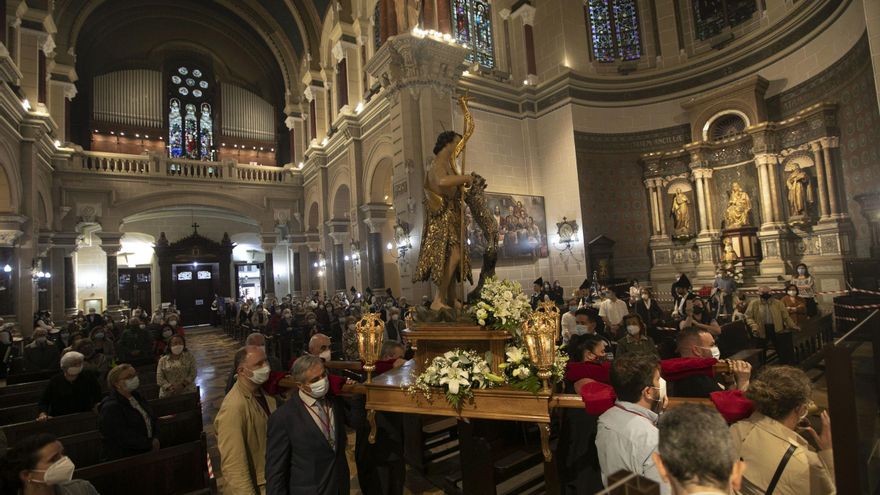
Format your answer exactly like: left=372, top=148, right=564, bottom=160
left=169, top=321, right=178, bottom=327
left=66, top=366, right=83, bottom=376
left=139, top=324, right=146, bottom=330
left=710, top=346, right=721, bottom=360
left=797, top=268, right=806, bottom=275
left=33, top=456, right=76, bottom=485
left=171, top=345, right=185, bottom=355
left=787, top=290, right=797, bottom=297
left=248, top=364, right=271, bottom=385
left=124, top=376, right=140, bottom=392
left=306, top=376, right=329, bottom=399
left=319, top=349, right=332, bottom=361
left=626, top=325, right=640, bottom=336
left=391, top=315, right=399, bottom=321
left=573, top=324, right=589, bottom=336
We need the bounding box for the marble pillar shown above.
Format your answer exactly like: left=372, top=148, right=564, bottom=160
left=0, top=246, right=13, bottom=316
left=810, top=140, right=831, bottom=219
left=98, top=233, right=123, bottom=310
left=821, top=137, right=841, bottom=218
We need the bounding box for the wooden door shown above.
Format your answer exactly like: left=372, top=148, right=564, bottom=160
left=119, top=268, right=152, bottom=312
left=172, top=263, right=218, bottom=325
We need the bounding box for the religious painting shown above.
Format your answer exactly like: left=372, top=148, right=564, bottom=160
left=83, top=298, right=103, bottom=314
left=467, top=193, right=549, bottom=263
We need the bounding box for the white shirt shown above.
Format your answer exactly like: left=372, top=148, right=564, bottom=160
left=599, top=299, right=629, bottom=326
left=561, top=311, right=577, bottom=343
left=596, top=401, right=669, bottom=495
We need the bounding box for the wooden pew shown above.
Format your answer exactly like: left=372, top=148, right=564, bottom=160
left=0, top=383, right=161, bottom=424
left=2, top=389, right=200, bottom=445
left=775, top=314, right=833, bottom=369
left=403, top=416, right=460, bottom=475
left=0, top=366, right=159, bottom=408
left=717, top=320, right=753, bottom=358
left=74, top=435, right=209, bottom=495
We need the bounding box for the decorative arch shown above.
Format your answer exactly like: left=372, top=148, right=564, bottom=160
left=368, top=157, right=393, bottom=204
left=0, top=140, right=21, bottom=213
left=362, top=136, right=394, bottom=188
left=696, top=105, right=756, bottom=142
left=702, top=110, right=751, bottom=142
left=108, top=190, right=265, bottom=230
left=307, top=202, right=320, bottom=232
left=332, top=184, right=352, bottom=220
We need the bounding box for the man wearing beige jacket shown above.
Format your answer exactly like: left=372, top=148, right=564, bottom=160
left=744, top=286, right=799, bottom=364
left=215, top=345, right=278, bottom=495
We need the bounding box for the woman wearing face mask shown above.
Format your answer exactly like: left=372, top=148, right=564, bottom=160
left=384, top=308, right=405, bottom=343
left=156, top=335, right=197, bottom=398
left=730, top=366, right=834, bottom=494
left=73, top=338, right=111, bottom=390
left=615, top=314, right=657, bottom=358
left=791, top=263, right=818, bottom=317
left=88, top=326, right=115, bottom=360
left=98, top=364, right=159, bottom=460
left=340, top=316, right=359, bottom=361
left=634, top=288, right=664, bottom=331
left=1, top=433, right=98, bottom=495
left=36, top=352, right=102, bottom=422
left=154, top=317, right=184, bottom=357
left=679, top=298, right=721, bottom=336
left=781, top=284, right=808, bottom=327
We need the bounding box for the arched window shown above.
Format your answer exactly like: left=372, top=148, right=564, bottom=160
left=168, top=66, right=214, bottom=160
left=585, top=0, right=641, bottom=63
left=692, top=0, right=757, bottom=41
left=451, top=0, right=495, bottom=69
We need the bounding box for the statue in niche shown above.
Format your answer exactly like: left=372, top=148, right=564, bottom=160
left=786, top=164, right=813, bottom=218
left=670, top=189, right=692, bottom=237
left=394, top=0, right=421, bottom=34
left=722, top=238, right=738, bottom=265
left=724, top=182, right=752, bottom=228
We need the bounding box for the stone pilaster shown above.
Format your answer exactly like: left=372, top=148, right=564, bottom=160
left=98, top=232, right=123, bottom=310
left=361, top=204, right=390, bottom=291
left=50, top=232, right=78, bottom=317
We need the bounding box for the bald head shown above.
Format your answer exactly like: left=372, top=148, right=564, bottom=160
left=245, top=332, right=266, bottom=347
left=308, top=333, right=331, bottom=356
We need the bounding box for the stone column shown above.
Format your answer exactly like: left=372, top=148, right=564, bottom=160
left=644, top=179, right=660, bottom=236
left=0, top=245, right=14, bottom=317
left=755, top=158, right=774, bottom=228
left=327, top=227, right=350, bottom=294
left=821, top=137, right=842, bottom=217
left=810, top=140, right=831, bottom=219
left=365, top=33, right=468, bottom=302
left=361, top=210, right=388, bottom=291
left=693, top=172, right=708, bottom=234
left=701, top=170, right=717, bottom=232
left=50, top=232, right=77, bottom=317
left=511, top=3, right=537, bottom=84
left=765, top=155, right=783, bottom=225
left=98, top=233, right=123, bottom=309
left=656, top=179, right=668, bottom=236
left=298, top=244, right=311, bottom=296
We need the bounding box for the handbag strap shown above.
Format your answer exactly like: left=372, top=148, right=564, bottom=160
left=766, top=443, right=797, bottom=495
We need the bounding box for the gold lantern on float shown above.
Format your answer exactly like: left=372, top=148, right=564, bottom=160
left=356, top=313, right=385, bottom=383
left=521, top=301, right=559, bottom=393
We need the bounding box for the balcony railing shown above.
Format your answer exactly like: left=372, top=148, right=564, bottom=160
left=63, top=151, right=293, bottom=185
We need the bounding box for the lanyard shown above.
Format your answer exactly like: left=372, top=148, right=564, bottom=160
left=614, top=404, right=657, bottom=426
left=302, top=399, right=334, bottom=448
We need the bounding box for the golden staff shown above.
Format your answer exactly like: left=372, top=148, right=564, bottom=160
left=451, top=92, right=474, bottom=306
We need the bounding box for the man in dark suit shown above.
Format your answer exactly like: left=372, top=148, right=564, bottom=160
left=266, top=354, right=350, bottom=495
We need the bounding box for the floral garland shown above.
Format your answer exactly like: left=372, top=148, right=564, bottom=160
left=499, top=344, right=569, bottom=394
left=407, top=349, right=503, bottom=409
left=472, top=277, right=532, bottom=335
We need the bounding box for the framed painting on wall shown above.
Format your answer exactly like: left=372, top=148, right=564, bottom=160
left=467, top=192, right=549, bottom=264
left=83, top=298, right=103, bottom=314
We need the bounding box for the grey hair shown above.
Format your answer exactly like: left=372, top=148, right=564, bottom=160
left=245, top=332, right=266, bottom=346
left=60, top=351, right=84, bottom=369
left=657, top=404, right=735, bottom=489
left=291, top=354, right=324, bottom=384
left=107, top=363, right=134, bottom=388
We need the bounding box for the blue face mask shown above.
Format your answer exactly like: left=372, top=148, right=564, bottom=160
left=569, top=306, right=578, bottom=313
left=573, top=325, right=589, bottom=336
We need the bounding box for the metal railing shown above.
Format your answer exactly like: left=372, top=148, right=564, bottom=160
left=65, top=151, right=292, bottom=185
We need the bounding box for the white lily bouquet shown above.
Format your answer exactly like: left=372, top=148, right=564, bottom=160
left=472, top=277, right=532, bottom=335
left=407, top=349, right=504, bottom=409
left=499, top=344, right=569, bottom=394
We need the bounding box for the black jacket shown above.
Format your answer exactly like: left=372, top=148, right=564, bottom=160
left=38, top=370, right=102, bottom=416
left=97, top=390, right=158, bottom=460
left=266, top=392, right=350, bottom=495
left=634, top=299, right=664, bottom=327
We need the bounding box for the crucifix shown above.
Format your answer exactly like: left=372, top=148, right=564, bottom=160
left=191, top=222, right=200, bottom=234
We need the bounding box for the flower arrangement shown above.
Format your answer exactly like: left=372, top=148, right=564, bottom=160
left=472, top=277, right=532, bottom=335
left=499, top=344, right=569, bottom=394
left=407, top=349, right=503, bottom=409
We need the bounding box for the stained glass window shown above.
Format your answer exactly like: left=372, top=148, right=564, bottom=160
left=184, top=104, right=198, bottom=159
left=167, top=66, right=213, bottom=160
left=199, top=103, right=213, bottom=161
left=693, top=0, right=757, bottom=41
left=586, top=0, right=642, bottom=63
left=451, top=0, right=495, bottom=68
left=373, top=1, right=382, bottom=50
left=168, top=98, right=183, bottom=157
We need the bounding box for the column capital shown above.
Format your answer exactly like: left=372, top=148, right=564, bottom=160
left=51, top=232, right=79, bottom=256
left=97, top=232, right=123, bottom=255
left=692, top=167, right=714, bottom=179
left=753, top=153, right=779, bottom=167
left=511, top=3, right=536, bottom=26
left=498, top=8, right=511, bottom=20
left=365, top=33, right=469, bottom=99
left=284, top=113, right=305, bottom=130
left=328, top=231, right=348, bottom=245
left=819, top=136, right=840, bottom=149
left=0, top=214, right=27, bottom=247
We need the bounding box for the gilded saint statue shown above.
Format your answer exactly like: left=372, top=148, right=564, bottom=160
left=786, top=164, right=813, bottom=217
left=724, top=182, right=752, bottom=228
left=670, top=190, right=691, bottom=236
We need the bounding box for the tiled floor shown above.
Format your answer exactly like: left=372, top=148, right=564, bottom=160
left=187, top=326, right=444, bottom=495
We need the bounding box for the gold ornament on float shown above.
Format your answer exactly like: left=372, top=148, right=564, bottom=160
left=356, top=313, right=385, bottom=383
left=521, top=301, right=559, bottom=393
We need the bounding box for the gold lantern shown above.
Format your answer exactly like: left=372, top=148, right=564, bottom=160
left=356, top=312, right=385, bottom=383
left=521, top=301, right=559, bottom=393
